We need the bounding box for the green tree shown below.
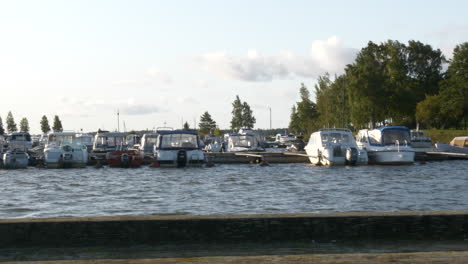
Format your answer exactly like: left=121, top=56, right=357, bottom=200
left=291, top=83, right=319, bottom=137
left=439, top=42, right=468, bottom=129
left=230, top=95, right=244, bottom=131
left=416, top=95, right=445, bottom=128
left=40, top=115, right=51, bottom=134
left=52, top=115, right=63, bottom=132
left=241, top=102, right=256, bottom=129
left=6, top=111, right=18, bottom=134
left=199, top=111, right=217, bottom=135
left=183, top=121, right=190, bottom=130
left=288, top=105, right=300, bottom=133
left=19, top=118, right=29, bottom=132
left=0, top=116, right=4, bottom=135
left=213, top=127, right=222, bottom=136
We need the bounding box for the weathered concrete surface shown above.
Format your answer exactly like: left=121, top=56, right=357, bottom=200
left=3, top=251, right=468, bottom=264
left=1, top=210, right=468, bottom=248
left=1, top=211, right=468, bottom=262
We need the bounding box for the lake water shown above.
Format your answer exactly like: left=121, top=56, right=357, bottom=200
left=0, top=160, right=467, bottom=218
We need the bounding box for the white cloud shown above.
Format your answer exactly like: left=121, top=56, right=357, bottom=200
left=146, top=66, right=174, bottom=84
left=196, top=36, right=357, bottom=82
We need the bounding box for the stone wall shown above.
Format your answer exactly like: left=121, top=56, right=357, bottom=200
left=0, top=211, right=467, bottom=248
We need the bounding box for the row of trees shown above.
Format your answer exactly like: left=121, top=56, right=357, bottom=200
left=0, top=112, right=63, bottom=135
left=195, top=95, right=256, bottom=136
left=289, top=40, right=467, bottom=136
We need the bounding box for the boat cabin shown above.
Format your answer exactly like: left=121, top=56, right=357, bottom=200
left=92, top=132, right=127, bottom=152
left=357, top=126, right=411, bottom=147
left=156, top=131, right=201, bottom=150
left=7, top=132, right=32, bottom=151
left=450, top=137, right=468, bottom=148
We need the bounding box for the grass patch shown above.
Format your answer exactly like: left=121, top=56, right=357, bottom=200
left=423, top=129, right=468, bottom=144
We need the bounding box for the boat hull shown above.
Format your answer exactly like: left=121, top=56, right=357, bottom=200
left=2, top=151, right=29, bottom=169
left=106, top=151, right=143, bottom=168
left=155, top=149, right=205, bottom=168
left=368, top=151, right=415, bottom=165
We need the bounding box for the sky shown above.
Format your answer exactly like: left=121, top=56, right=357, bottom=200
left=0, top=0, right=467, bottom=133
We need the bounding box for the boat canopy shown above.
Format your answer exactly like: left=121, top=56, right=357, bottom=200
left=10, top=132, right=31, bottom=141
left=228, top=133, right=258, bottom=148
left=157, top=131, right=200, bottom=150
left=369, top=126, right=411, bottom=146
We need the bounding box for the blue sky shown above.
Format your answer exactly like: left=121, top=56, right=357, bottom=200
left=1, top=0, right=467, bottom=133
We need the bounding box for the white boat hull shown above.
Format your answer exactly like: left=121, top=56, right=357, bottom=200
left=44, top=148, right=88, bottom=168
left=368, top=151, right=414, bottom=165
left=2, top=151, right=29, bottom=169
left=155, top=149, right=206, bottom=167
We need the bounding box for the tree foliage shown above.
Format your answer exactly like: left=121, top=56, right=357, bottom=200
left=52, top=115, right=63, bottom=132
left=40, top=115, right=51, bottom=134
left=6, top=111, right=17, bottom=134
left=289, top=83, right=318, bottom=137
left=183, top=121, right=190, bottom=130
left=19, top=118, right=29, bottom=132
left=199, top=111, right=217, bottom=135
left=0, top=116, right=4, bottom=136
left=230, top=95, right=256, bottom=130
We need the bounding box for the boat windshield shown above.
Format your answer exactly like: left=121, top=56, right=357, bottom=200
left=48, top=135, right=75, bottom=145
left=95, top=136, right=126, bottom=147
left=160, top=134, right=198, bottom=149
left=11, top=134, right=31, bottom=141
left=76, top=136, right=93, bottom=144
left=230, top=135, right=257, bottom=148
left=321, top=132, right=352, bottom=144
left=382, top=130, right=411, bottom=145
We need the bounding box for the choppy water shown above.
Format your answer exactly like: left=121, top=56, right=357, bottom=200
left=0, top=160, right=467, bottom=219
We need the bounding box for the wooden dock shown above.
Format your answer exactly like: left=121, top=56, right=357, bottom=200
left=206, top=152, right=309, bottom=164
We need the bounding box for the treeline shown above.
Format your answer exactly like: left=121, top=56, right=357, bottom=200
left=0, top=112, right=63, bottom=135
left=289, top=40, right=468, bottom=137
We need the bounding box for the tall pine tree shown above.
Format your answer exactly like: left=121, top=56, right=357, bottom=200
left=52, top=115, right=63, bottom=132
left=6, top=111, right=17, bottom=134
left=19, top=118, right=29, bottom=132
left=241, top=102, right=256, bottom=129
left=40, top=115, right=51, bottom=134
left=0, top=116, right=4, bottom=136
left=199, top=111, right=217, bottom=135
left=230, top=95, right=243, bottom=131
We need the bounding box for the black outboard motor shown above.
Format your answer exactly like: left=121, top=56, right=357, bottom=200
left=177, top=150, right=187, bottom=168
left=346, top=147, right=358, bottom=165
left=121, top=153, right=130, bottom=168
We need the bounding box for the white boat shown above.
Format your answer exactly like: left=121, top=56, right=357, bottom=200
left=0, top=136, right=5, bottom=168
left=356, top=126, right=415, bottom=165
left=2, top=149, right=29, bottom=169
left=275, top=133, right=296, bottom=147
left=126, top=134, right=141, bottom=149
left=43, top=132, right=88, bottom=168
left=224, top=133, right=265, bottom=152
left=203, top=134, right=223, bottom=152
left=75, top=133, right=94, bottom=152
left=305, top=128, right=368, bottom=166
left=410, top=130, right=433, bottom=148
left=2, top=132, right=31, bottom=169
left=153, top=130, right=205, bottom=167
left=436, top=136, right=468, bottom=154
left=92, top=132, right=127, bottom=153
left=139, top=133, right=159, bottom=156
left=7, top=132, right=33, bottom=151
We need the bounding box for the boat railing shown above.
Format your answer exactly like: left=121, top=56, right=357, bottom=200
left=319, top=128, right=352, bottom=133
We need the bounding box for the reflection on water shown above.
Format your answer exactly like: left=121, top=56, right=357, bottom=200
left=0, top=160, right=467, bottom=218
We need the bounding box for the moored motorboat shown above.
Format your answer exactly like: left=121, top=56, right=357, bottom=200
left=305, top=128, right=368, bottom=166
left=224, top=132, right=265, bottom=152
left=410, top=130, right=433, bottom=148
left=153, top=130, right=205, bottom=167
left=436, top=136, right=468, bottom=154
left=43, top=132, right=88, bottom=168
left=106, top=149, right=143, bottom=168
left=356, top=126, right=415, bottom=165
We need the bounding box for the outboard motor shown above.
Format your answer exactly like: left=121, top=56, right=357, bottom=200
left=121, top=153, right=130, bottom=168
left=346, top=147, right=358, bottom=165
left=177, top=150, right=187, bottom=168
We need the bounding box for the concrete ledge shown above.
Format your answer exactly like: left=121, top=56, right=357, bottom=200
left=1, top=210, right=468, bottom=248
left=3, top=251, right=468, bottom=264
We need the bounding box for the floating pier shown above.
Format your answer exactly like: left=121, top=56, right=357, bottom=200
left=206, top=152, right=309, bottom=164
